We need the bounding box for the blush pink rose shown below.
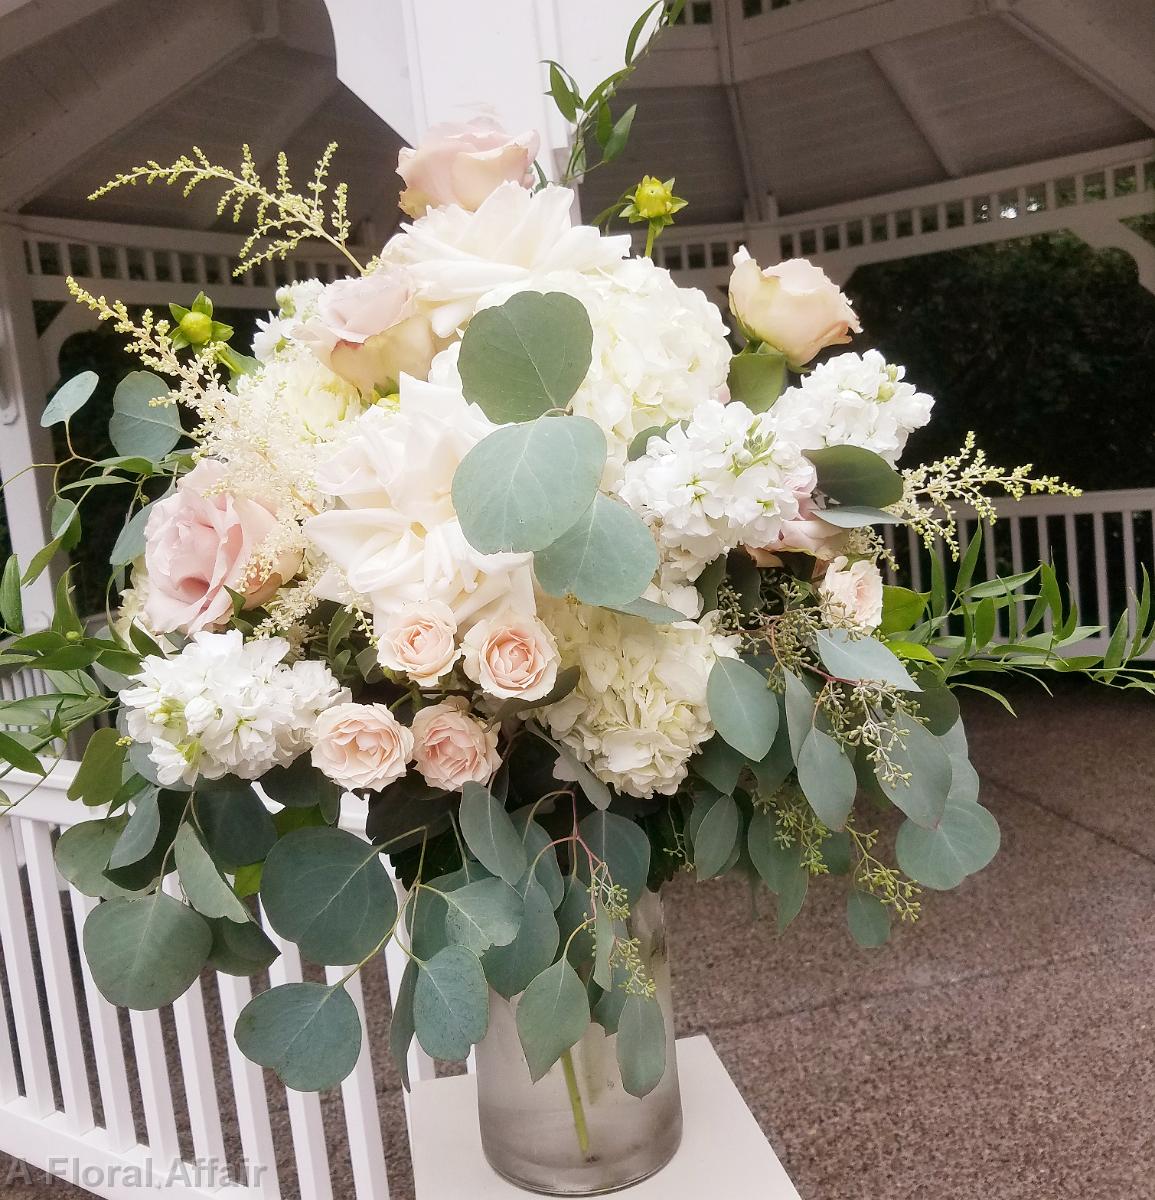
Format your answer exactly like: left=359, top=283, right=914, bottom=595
left=410, top=697, right=500, bottom=791
left=377, top=600, right=460, bottom=686
left=396, top=117, right=540, bottom=217
left=142, top=460, right=300, bottom=635
left=819, top=555, right=884, bottom=631
left=728, top=248, right=860, bottom=367
left=310, top=702, right=415, bottom=791
left=294, top=268, right=436, bottom=394
left=461, top=613, right=559, bottom=702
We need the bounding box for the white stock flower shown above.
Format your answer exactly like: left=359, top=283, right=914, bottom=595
left=381, top=182, right=630, bottom=337
left=538, top=599, right=736, bottom=799
left=119, top=631, right=346, bottom=787
left=304, top=370, right=536, bottom=628
left=771, top=349, right=933, bottom=466
left=253, top=280, right=326, bottom=361
left=618, top=400, right=817, bottom=582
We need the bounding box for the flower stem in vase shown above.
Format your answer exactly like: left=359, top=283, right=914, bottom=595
left=560, top=1047, right=591, bottom=1157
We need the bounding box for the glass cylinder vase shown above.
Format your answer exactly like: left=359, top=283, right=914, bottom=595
left=474, top=889, right=682, bottom=1196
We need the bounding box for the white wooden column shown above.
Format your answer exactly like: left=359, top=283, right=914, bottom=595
left=323, top=0, right=653, bottom=178
left=0, top=220, right=57, bottom=626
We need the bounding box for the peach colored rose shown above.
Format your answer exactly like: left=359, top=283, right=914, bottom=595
left=310, top=702, right=415, bottom=791
left=396, top=117, right=540, bottom=217
left=410, top=697, right=500, bottom=791
left=819, top=555, right=884, bottom=630
left=377, top=601, right=460, bottom=686
left=294, top=268, right=436, bottom=394
left=142, top=460, right=300, bottom=635
left=728, top=248, right=860, bottom=367
left=461, top=613, right=559, bottom=702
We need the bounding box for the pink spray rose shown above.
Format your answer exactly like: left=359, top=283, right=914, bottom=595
left=377, top=601, right=460, bottom=686
left=396, top=117, right=540, bottom=217
left=142, top=460, right=300, bottom=635
left=294, top=268, right=436, bottom=395
left=461, top=613, right=559, bottom=702
left=728, top=248, right=860, bottom=367
left=311, top=702, right=415, bottom=791
left=411, top=697, right=500, bottom=791
left=819, top=555, right=884, bottom=631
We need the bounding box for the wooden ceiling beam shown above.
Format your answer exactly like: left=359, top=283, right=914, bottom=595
left=0, top=0, right=258, bottom=211
left=0, top=0, right=121, bottom=63
left=870, top=43, right=967, bottom=177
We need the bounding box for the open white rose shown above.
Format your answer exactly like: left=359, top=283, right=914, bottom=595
left=728, top=248, right=860, bottom=367
left=411, top=697, right=500, bottom=791
left=310, top=702, right=414, bottom=791
left=397, top=117, right=540, bottom=217
left=377, top=600, right=460, bottom=686
left=292, top=268, right=437, bottom=395
left=819, top=556, right=884, bottom=631
left=462, top=613, right=560, bottom=702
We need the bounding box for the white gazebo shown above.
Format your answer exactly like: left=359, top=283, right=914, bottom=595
left=0, top=4, right=1153, bottom=1196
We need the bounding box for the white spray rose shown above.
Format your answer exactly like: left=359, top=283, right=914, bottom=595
left=820, top=556, right=884, bottom=631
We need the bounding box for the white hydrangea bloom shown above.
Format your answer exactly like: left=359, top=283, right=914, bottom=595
left=538, top=598, right=737, bottom=798
left=119, top=631, right=347, bottom=786
left=381, top=182, right=631, bottom=337
left=305, top=362, right=536, bottom=629
left=465, top=260, right=731, bottom=477
left=618, top=400, right=817, bottom=582
left=771, top=349, right=933, bottom=466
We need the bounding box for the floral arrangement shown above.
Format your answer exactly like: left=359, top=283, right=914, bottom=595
left=1, top=10, right=1152, bottom=1110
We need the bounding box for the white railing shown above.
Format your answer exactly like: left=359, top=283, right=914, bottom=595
left=0, top=763, right=437, bottom=1199
left=11, top=213, right=365, bottom=311
left=882, top=488, right=1155, bottom=659
left=646, top=140, right=1155, bottom=286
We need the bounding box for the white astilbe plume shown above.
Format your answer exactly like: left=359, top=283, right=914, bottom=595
left=538, top=598, right=736, bottom=798
left=618, top=400, right=817, bottom=582
left=119, top=630, right=347, bottom=786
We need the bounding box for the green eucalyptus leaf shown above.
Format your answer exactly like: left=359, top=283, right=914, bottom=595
left=41, top=371, right=99, bottom=427
left=260, top=754, right=342, bottom=811
left=707, top=657, right=778, bottom=760
left=453, top=415, right=606, bottom=554
left=578, top=811, right=650, bottom=904
left=807, top=445, right=903, bottom=507
left=206, top=917, right=279, bottom=976
left=693, top=735, right=745, bottom=794
left=796, top=726, right=856, bottom=828
left=817, top=505, right=903, bottom=529
left=846, top=890, right=891, bottom=947
left=458, top=292, right=593, bottom=423
left=816, top=629, right=919, bottom=691
left=261, top=827, right=397, bottom=965
left=534, top=494, right=657, bottom=607
left=414, top=945, right=490, bottom=1061
left=727, top=349, right=786, bottom=412
left=110, top=505, right=154, bottom=568
left=195, top=777, right=277, bottom=870
left=747, top=808, right=808, bottom=931
left=458, top=783, right=528, bottom=886
left=442, top=877, right=524, bottom=955
left=389, top=959, right=418, bottom=1090
left=876, top=715, right=952, bottom=829
left=102, top=789, right=182, bottom=891
left=107, top=790, right=162, bottom=869
left=55, top=815, right=138, bottom=900
left=515, top=958, right=591, bottom=1082
left=0, top=556, right=23, bottom=634
left=84, top=894, right=211, bottom=1009
left=895, top=798, right=1000, bottom=890
left=617, top=994, right=667, bottom=1098
left=174, top=824, right=250, bottom=922
left=513, top=811, right=565, bottom=908
left=235, top=982, right=362, bottom=1091
left=109, top=371, right=182, bottom=459
left=691, top=791, right=740, bottom=879
left=482, top=878, right=559, bottom=999
left=606, top=597, right=686, bottom=623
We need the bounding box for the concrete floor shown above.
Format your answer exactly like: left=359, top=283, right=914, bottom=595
left=2, top=678, right=1152, bottom=1198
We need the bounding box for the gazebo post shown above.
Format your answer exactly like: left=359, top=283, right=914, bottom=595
left=0, top=221, right=58, bottom=628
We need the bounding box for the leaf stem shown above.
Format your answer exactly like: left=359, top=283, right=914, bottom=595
left=559, top=1047, right=591, bottom=1157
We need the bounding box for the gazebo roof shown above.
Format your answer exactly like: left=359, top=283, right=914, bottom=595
left=2, top=0, right=1151, bottom=237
